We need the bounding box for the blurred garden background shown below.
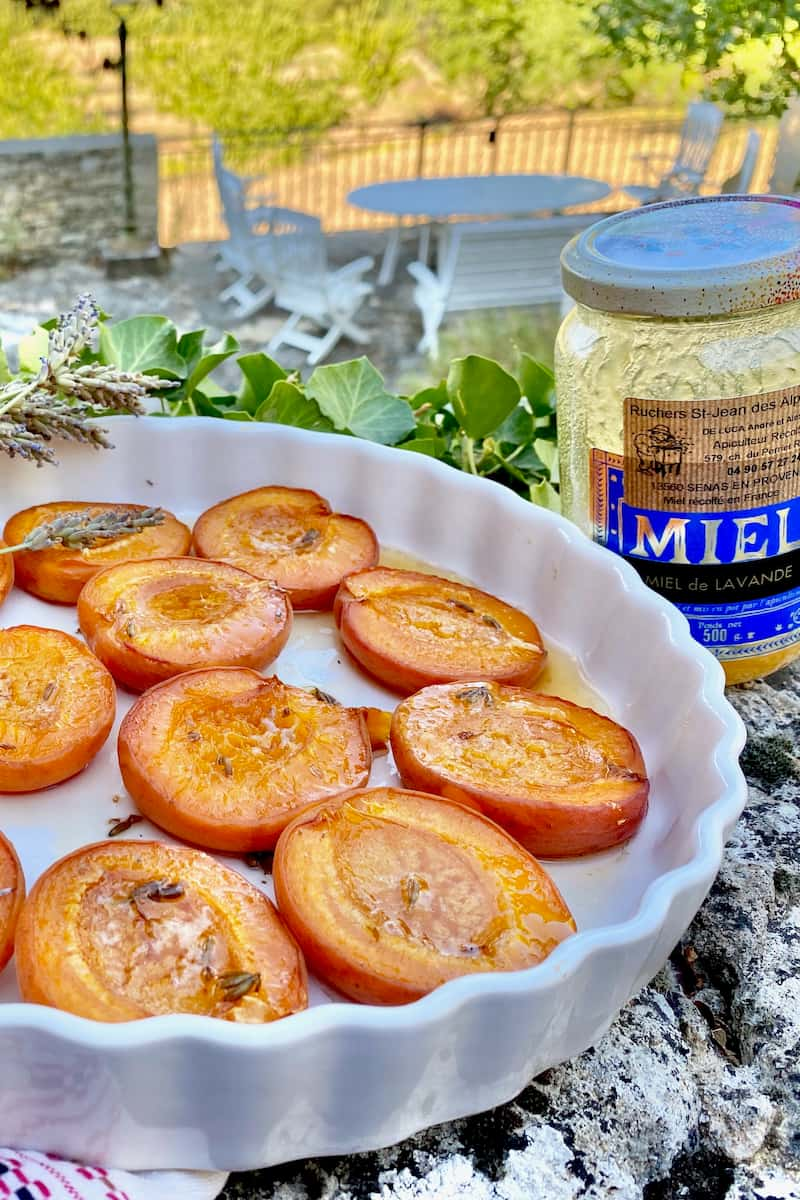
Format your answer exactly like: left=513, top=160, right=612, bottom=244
left=0, top=0, right=797, bottom=386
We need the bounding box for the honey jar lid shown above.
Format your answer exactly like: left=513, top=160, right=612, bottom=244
left=561, top=194, right=800, bottom=317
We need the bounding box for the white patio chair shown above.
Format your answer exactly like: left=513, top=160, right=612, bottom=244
left=720, top=129, right=762, bottom=194
left=769, top=97, right=800, bottom=194
left=623, top=101, right=724, bottom=205
left=212, top=137, right=276, bottom=319
left=266, top=208, right=375, bottom=365
left=408, top=214, right=599, bottom=359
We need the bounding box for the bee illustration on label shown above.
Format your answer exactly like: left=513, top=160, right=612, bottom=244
left=633, top=425, right=690, bottom=478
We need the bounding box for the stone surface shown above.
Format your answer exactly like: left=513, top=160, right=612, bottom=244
left=0, top=134, right=158, bottom=268
left=219, top=669, right=800, bottom=1200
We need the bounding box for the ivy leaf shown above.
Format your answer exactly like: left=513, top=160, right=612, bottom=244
left=176, top=329, right=207, bottom=374
left=410, top=381, right=449, bottom=413
left=518, top=354, right=556, bottom=418
left=99, top=316, right=187, bottom=378
left=307, top=358, right=415, bottom=444
left=183, top=332, right=239, bottom=399
left=17, top=325, right=49, bottom=374
left=533, top=437, right=560, bottom=484
left=447, top=356, right=521, bottom=439
left=530, top=479, right=561, bottom=513
left=399, top=435, right=448, bottom=457
left=495, top=406, right=534, bottom=446
left=194, top=392, right=233, bottom=419
left=255, top=380, right=333, bottom=432
left=237, top=353, right=287, bottom=415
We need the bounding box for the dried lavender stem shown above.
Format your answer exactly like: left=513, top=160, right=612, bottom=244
left=0, top=507, right=165, bottom=556
left=0, top=293, right=178, bottom=466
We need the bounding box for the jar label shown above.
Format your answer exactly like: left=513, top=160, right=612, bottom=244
left=623, top=388, right=800, bottom=511
left=590, top=425, right=800, bottom=661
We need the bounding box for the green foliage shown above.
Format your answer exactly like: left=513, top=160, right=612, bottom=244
left=446, top=356, right=520, bottom=439
left=131, top=0, right=415, bottom=136
left=33, top=307, right=559, bottom=511
left=0, top=5, right=105, bottom=138
left=98, top=316, right=187, bottom=378
left=422, top=0, right=604, bottom=116
left=9, top=0, right=792, bottom=133
left=594, top=0, right=799, bottom=115
left=307, top=358, right=416, bottom=444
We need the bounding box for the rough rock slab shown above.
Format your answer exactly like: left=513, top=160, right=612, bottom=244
left=221, top=667, right=800, bottom=1200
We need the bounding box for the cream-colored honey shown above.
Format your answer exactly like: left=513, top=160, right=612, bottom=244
left=556, top=300, right=800, bottom=684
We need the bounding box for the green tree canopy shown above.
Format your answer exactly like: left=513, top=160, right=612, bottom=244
left=422, top=0, right=607, bottom=117
left=594, top=0, right=799, bottom=115
left=11, top=0, right=415, bottom=135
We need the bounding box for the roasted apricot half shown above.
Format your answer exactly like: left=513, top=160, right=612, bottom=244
left=391, top=682, right=649, bottom=858
left=0, top=626, right=115, bottom=792
left=118, top=668, right=372, bottom=852
left=192, top=486, right=379, bottom=610
left=273, top=786, right=575, bottom=1005
left=334, top=567, right=546, bottom=695
left=0, top=831, right=25, bottom=973
left=14, top=839, right=307, bottom=1022
left=5, top=501, right=191, bottom=603
left=78, top=557, right=292, bottom=692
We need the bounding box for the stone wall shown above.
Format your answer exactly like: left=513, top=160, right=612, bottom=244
left=0, top=133, right=158, bottom=266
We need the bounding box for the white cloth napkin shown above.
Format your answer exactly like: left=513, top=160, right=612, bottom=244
left=0, top=1148, right=228, bottom=1200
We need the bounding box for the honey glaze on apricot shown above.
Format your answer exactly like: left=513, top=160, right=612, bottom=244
left=334, top=567, right=546, bottom=694
left=4, top=501, right=191, bottom=604
left=78, top=557, right=292, bottom=691
left=118, top=668, right=372, bottom=851
left=192, top=486, right=379, bottom=610
left=273, top=787, right=575, bottom=1005
left=0, top=626, right=116, bottom=792
left=0, top=830, right=25, bottom=973
left=14, top=840, right=307, bottom=1022
left=391, top=683, right=649, bottom=858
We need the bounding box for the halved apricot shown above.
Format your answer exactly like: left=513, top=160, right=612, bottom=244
left=391, top=683, right=649, bottom=857
left=118, top=668, right=372, bottom=852
left=0, top=831, right=25, bottom=973
left=273, top=786, right=575, bottom=1005
left=334, top=567, right=546, bottom=695
left=0, top=544, right=13, bottom=610
left=14, top=839, right=307, bottom=1022
left=5, top=501, right=191, bottom=603
left=192, top=486, right=379, bottom=610
left=0, top=626, right=115, bottom=792
left=77, top=557, right=292, bottom=692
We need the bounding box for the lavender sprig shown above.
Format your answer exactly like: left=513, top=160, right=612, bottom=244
left=0, top=294, right=178, bottom=466
left=0, top=507, right=165, bottom=556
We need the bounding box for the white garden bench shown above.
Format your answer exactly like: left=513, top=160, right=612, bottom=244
left=407, top=214, right=602, bottom=357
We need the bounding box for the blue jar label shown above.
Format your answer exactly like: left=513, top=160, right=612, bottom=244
left=591, top=434, right=800, bottom=662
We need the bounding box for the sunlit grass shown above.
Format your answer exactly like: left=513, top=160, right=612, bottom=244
left=398, top=305, right=561, bottom=393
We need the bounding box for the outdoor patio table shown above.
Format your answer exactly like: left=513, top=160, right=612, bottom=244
left=348, top=173, right=612, bottom=285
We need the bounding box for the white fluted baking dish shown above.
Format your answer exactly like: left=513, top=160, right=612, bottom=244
left=0, top=418, right=746, bottom=1170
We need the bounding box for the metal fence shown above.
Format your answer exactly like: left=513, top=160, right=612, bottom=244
left=157, top=108, right=779, bottom=247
